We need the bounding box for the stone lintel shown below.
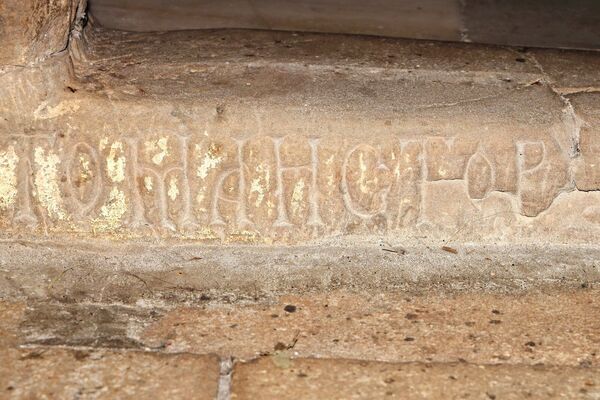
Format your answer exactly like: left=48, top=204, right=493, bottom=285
left=0, top=29, right=599, bottom=298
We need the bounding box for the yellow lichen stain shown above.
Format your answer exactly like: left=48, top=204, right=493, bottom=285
left=358, top=152, right=369, bottom=194
left=168, top=177, right=179, bottom=201
left=196, top=189, right=207, bottom=212
left=0, top=146, right=18, bottom=210
left=99, top=137, right=109, bottom=151
left=107, top=141, right=126, bottom=183
left=291, top=179, right=305, bottom=217
left=227, top=229, right=261, bottom=243
left=197, top=143, right=223, bottom=179
left=92, top=187, right=127, bottom=232
left=325, top=155, right=336, bottom=188
left=33, top=147, right=66, bottom=220
left=327, top=174, right=335, bottom=187
left=250, top=163, right=270, bottom=207
left=79, top=155, right=92, bottom=184
left=191, top=226, right=218, bottom=241
left=145, top=137, right=169, bottom=165
left=266, top=199, right=275, bottom=217
left=144, top=176, right=153, bottom=192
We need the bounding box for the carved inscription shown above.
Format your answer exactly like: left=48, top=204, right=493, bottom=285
left=0, top=131, right=572, bottom=241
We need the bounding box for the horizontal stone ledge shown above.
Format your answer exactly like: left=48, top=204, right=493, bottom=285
left=1, top=242, right=599, bottom=302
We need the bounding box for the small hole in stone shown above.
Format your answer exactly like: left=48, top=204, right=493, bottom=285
left=284, top=304, right=297, bottom=313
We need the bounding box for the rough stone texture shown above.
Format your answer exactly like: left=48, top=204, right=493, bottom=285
left=20, top=302, right=163, bottom=348
left=232, top=357, right=600, bottom=399
left=3, top=241, right=600, bottom=304
left=2, top=290, right=598, bottom=398
left=0, top=0, right=85, bottom=66
left=529, top=49, right=600, bottom=94
left=0, top=302, right=25, bottom=347
left=2, top=7, right=600, bottom=399
left=141, top=290, right=600, bottom=366
left=0, top=348, right=220, bottom=399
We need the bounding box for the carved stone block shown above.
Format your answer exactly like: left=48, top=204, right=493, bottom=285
left=0, top=28, right=598, bottom=247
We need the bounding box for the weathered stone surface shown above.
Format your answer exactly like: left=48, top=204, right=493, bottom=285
left=3, top=240, right=600, bottom=303
left=2, top=295, right=599, bottom=399
left=2, top=28, right=599, bottom=246
left=0, top=0, right=84, bottom=66
left=2, top=8, right=600, bottom=398
left=232, top=357, right=600, bottom=399
left=141, top=289, right=600, bottom=365
left=0, top=348, right=219, bottom=399
left=0, top=302, right=25, bottom=347
left=532, top=50, right=600, bottom=93
left=20, top=302, right=162, bottom=348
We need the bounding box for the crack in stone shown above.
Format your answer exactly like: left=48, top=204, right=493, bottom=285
left=416, top=92, right=511, bottom=110
left=557, top=87, right=600, bottom=95
left=524, top=52, right=585, bottom=159
left=520, top=51, right=596, bottom=197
